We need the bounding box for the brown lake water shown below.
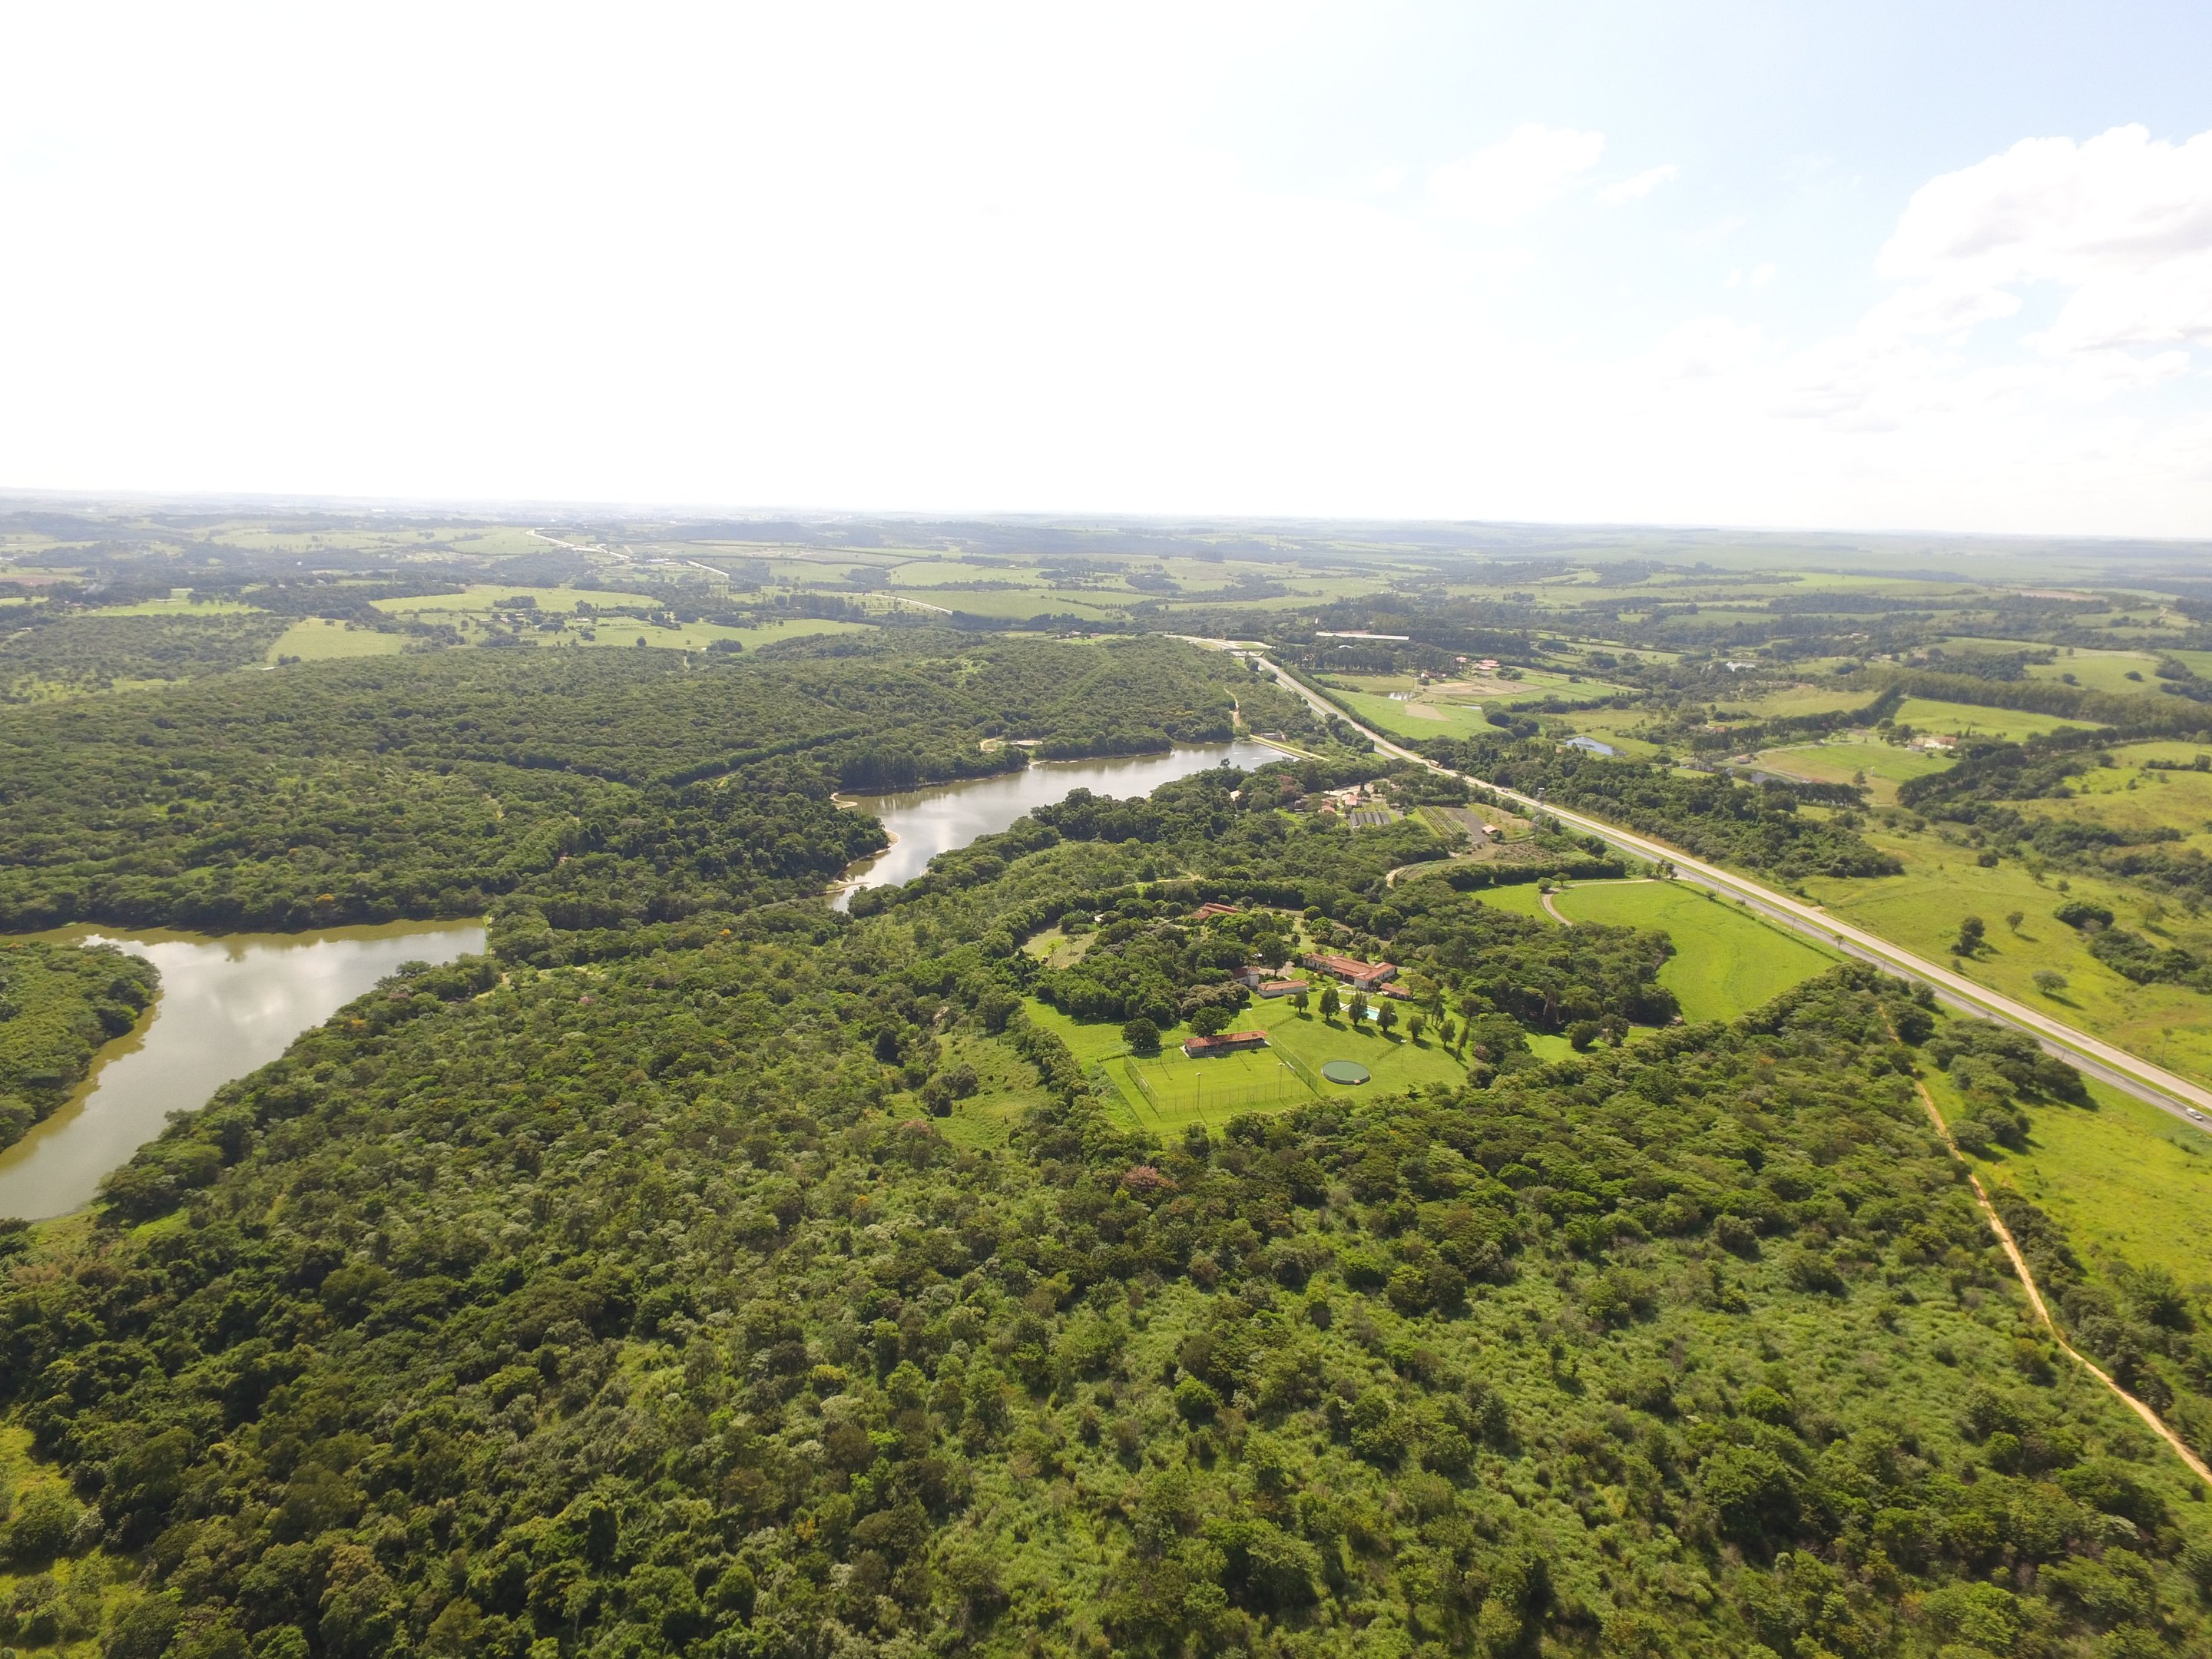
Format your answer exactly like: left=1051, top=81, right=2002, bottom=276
left=833, top=740, right=1290, bottom=909
left=0, top=920, right=485, bottom=1220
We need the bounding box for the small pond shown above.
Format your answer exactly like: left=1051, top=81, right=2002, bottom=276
left=0, top=920, right=485, bottom=1220
left=833, top=740, right=1290, bottom=909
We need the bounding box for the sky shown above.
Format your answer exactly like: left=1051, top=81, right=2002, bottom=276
left=4, top=2, right=2212, bottom=536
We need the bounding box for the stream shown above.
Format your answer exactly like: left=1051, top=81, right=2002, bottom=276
left=0, top=920, right=485, bottom=1220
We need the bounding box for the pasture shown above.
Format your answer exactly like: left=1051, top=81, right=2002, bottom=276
left=1961, top=1065, right=2212, bottom=1293
left=266, top=619, right=407, bottom=662
left=1747, top=740, right=1952, bottom=803
left=1547, top=879, right=1837, bottom=1023
left=1892, top=697, right=2101, bottom=743
left=1806, top=828, right=2212, bottom=1091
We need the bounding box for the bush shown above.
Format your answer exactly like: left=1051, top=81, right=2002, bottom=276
left=5, top=1486, right=80, bottom=1565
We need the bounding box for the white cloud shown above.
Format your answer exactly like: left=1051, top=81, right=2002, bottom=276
left=0, top=9, right=2208, bottom=537
left=1428, top=124, right=1605, bottom=225
left=1598, top=163, right=1677, bottom=206
left=1750, top=263, right=1776, bottom=288
left=1876, top=124, right=2212, bottom=355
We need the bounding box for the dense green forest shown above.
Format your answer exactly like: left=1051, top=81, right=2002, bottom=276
left=0, top=941, right=158, bottom=1150
left=0, top=716, right=2202, bottom=1657
left=1, top=615, right=293, bottom=704
left=0, top=636, right=1316, bottom=939
left=0, top=628, right=2207, bottom=1657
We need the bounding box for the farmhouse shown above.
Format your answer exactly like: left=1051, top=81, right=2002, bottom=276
left=1193, top=902, right=1240, bottom=919
left=1303, top=952, right=1398, bottom=991
left=1182, top=1031, right=1267, bottom=1057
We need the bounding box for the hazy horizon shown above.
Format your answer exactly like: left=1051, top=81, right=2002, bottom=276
left=6, top=3, right=2212, bottom=535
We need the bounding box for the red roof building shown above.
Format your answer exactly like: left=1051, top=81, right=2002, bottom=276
left=1194, top=902, right=1240, bottom=919
left=1302, top=952, right=1399, bottom=991
left=1181, top=1031, right=1268, bottom=1057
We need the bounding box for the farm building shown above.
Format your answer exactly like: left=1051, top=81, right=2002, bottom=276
left=1303, top=952, right=1398, bottom=991
left=1182, top=1031, right=1268, bottom=1057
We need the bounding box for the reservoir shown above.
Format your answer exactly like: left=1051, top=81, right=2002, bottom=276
left=0, top=920, right=485, bottom=1220
left=835, top=740, right=1290, bottom=909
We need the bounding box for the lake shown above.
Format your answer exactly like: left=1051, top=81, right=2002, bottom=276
left=833, top=740, right=1291, bottom=909
left=0, top=920, right=485, bottom=1221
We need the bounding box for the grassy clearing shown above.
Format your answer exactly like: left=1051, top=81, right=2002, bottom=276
left=372, top=584, right=657, bottom=614
left=897, top=588, right=1130, bottom=621
left=1323, top=686, right=1497, bottom=740
left=569, top=618, right=873, bottom=652
left=1747, top=740, right=1953, bottom=804
left=1726, top=682, right=1868, bottom=720
left=1956, top=1064, right=2212, bottom=1293
left=1804, top=827, right=2212, bottom=1089
left=884, top=559, right=1042, bottom=588
left=266, top=618, right=408, bottom=662
left=2014, top=747, right=2212, bottom=855
left=1892, top=697, right=2101, bottom=743
left=87, top=597, right=261, bottom=618
left=1555, top=712, right=1667, bottom=757
left=1550, top=879, right=1838, bottom=1023
left=1465, top=882, right=1555, bottom=919
left=1030, top=993, right=1466, bottom=1138
left=2024, top=647, right=2170, bottom=695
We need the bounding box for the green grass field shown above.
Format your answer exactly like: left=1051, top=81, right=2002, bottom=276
left=1804, top=828, right=2212, bottom=1090
left=2023, top=647, right=2170, bottom=695
left=1548, top=879, right=1838, bottom=1022
left=1747, top=740, right=1953, bottom=803
left=1727, top=682, right=1866, bottom=720
left=370, top=581, right=876, bottom=654
left=266, top=619, right=408, bottom=662
left=1028, top=993, right=1466, bottom=1137
left=372, top=584, right=659, bottom=614
left=1323, top=686, right=1498, bottom=740
left=1467, top=882, right=1555, bottom=919
left=1555, top=712, right=1667, bottom=757
left=893, top=588, right=1130, bottom=621
left=2012, top=746, right=2212, bottom=856
left=87, top=597, right=262, bottom=618
left=1892, top=697, right=2101, bottom=743
left=1957, top=1066, right=2212, bottom=1293
left=568, top=618, right=873, bottom=652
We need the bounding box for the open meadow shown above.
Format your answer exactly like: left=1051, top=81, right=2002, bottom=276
left=1805, top=825, right=2212, bottom=1089
left=1747, top=739, right=1954, bottom=803
left=1548, top=879, right=1839, bottom=1022
left=1893, top=696, right=2103, bottom=743
left=266, top=618, right=408, bottom=661
left=1025, top=990, right=1467, bottom=1137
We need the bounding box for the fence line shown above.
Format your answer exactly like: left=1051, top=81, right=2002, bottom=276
left=1123, top=1057, right=1316, bottom=1120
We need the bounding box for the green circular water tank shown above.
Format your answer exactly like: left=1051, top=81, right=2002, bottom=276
left=1320, top=1060, right=1370, bottom=1085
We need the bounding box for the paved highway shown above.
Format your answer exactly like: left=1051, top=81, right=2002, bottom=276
left=1216, top=643, right=2212, bottom=1126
